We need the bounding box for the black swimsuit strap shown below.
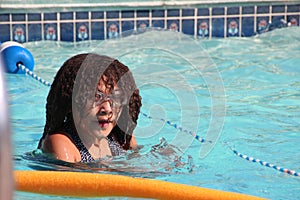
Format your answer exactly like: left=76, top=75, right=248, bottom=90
left=61, top=122, right=94, bottom=163
left=61, top=121, right=126, bottom=163
left=107, top=134, right=127, bottom=157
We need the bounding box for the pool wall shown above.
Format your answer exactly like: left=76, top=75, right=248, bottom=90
left=0, top=1, right=299, bottom=43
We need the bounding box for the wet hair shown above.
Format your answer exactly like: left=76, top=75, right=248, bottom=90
left=38, top=53, right=142, bottom=150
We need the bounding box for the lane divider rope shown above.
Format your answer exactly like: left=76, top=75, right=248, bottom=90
left=140, top=112, right=206, bottom=143
left=18, top=63, right=51, bottom=87
left=231, top=147, right=299, bottom=177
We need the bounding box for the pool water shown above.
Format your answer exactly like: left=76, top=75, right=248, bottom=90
left=6, top=27, right=300, bottom=200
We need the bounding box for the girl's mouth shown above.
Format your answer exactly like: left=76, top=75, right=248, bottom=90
left=98, top=119, right=112, bottom=128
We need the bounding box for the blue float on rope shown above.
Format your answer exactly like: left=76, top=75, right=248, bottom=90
left=0, top=41, right=34, bottom=74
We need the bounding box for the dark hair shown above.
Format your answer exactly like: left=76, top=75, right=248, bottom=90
left=38, top=53, right=142, bottom=150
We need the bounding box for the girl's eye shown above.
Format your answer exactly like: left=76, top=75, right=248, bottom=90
left=95, top=92, right=105, bottom=101
left=95, top=94, right=100, bottom=101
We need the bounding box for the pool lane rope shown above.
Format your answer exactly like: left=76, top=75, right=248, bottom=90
left=231, top=147, right=300, bottom=177
left=140, top=112, right=206, bottom=143
left=18, top=63, right=51, bottom=86
left=14, top=170, right=266, bottom=200
left=16, top=63, right=300, bottom=178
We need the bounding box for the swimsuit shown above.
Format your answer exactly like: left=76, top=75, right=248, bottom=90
left=62, top=122, right=126, bottom=163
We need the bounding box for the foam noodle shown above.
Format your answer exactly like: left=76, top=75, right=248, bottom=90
left=14, top=170, right=266, bottom=199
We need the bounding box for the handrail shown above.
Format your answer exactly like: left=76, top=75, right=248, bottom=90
left=0, top=64, right=13, bottom=200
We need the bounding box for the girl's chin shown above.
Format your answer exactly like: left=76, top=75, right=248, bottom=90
left=97, top=127, right=113, bottom=137
left=93, top=132, right=110, bottom=140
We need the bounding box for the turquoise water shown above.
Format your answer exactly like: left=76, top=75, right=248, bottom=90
left=6, top=27, right=300, bottom=199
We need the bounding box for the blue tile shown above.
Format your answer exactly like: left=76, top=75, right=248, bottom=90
left=137, top=10, right=149, bottom=17
left=287, top=4, right=300, bottom=12
left=212, top=18, right=224, bottom=37
left=28, top=24, right=42, bottom=41
left=270, top=15, right=286, bottom=30
left=167, top=20, right=179, bottom=31
left=107, top=11, right=119, bottom=19
left=76, top=23, right=89, bottom=41
left=182, top=19, right=194, bottom=35
left=60, top=12, right=73, bottom=20
left=122, top=11, right=134, bottom=18
left=287, top=16, right=298, bottom=26
left=198, top=8, right=209, bottom=16
left=13, top=24, right=26, bottom=43
left=197, top=19, right=209, bottom=38
left=256, top=17, right=270, bottom=34
left=44, top=13, right=57, bottom=20
left=76, top=12, right=88, bottom=19
left=0, top=25, right=10, bottom=42
left=91, top=22, right=104, bottom=40
left=182, top=9, right=194, bottom=17
left=0, top=14, right=9, bottom=22
left=137, top=20, right=149, bottom=29
left=122, top=20, right=134, bottom=32
left=152, top=10, right=164, bottom=17
left=257, top=6, right=269, bottom=14
left=121, top=21, right=135, bottom=37
left=242, top=6, right=254, bottom=14
left=136, top=21, right=148, bottom=34
left=227, top=7, right=239, bottom=15
left=167, top=9, right=179, bottom=17
left=227, top=18, right=239, bottom=37
left=212, top=7, right=224, bottom=15
left=91, top=11, right=103, bottom=19
left=44, top=23, right=57, bottom=41
left=12, top=14, right=25, bottom=21
left=28, top=13, right=41, bottom=21
left=152, top=20, right=164, bottom=28
left=60, top=23, right=74, bottom=41
left=242, top=17, right=254, bottom=36
left=272, top=5, right=285, bottom=13
left=107, top=22, right=119, bottom=39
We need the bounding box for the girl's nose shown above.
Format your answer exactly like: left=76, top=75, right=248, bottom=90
left=99, top=100, right=113, bottom=118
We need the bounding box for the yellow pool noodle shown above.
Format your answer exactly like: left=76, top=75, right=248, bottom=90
left=15, top=170, right=266, bottom=199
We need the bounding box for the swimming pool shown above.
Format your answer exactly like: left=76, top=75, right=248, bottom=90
left=4, top=27, right=300, bottom=199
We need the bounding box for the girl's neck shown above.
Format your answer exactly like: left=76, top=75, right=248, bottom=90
left=79, top=133, right=112, bottom=159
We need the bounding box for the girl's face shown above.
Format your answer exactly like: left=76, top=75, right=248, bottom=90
left=77, top=78, right=124, bottom=140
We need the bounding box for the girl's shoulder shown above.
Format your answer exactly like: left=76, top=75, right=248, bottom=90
left=41, top=132, right=81, bottom=162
